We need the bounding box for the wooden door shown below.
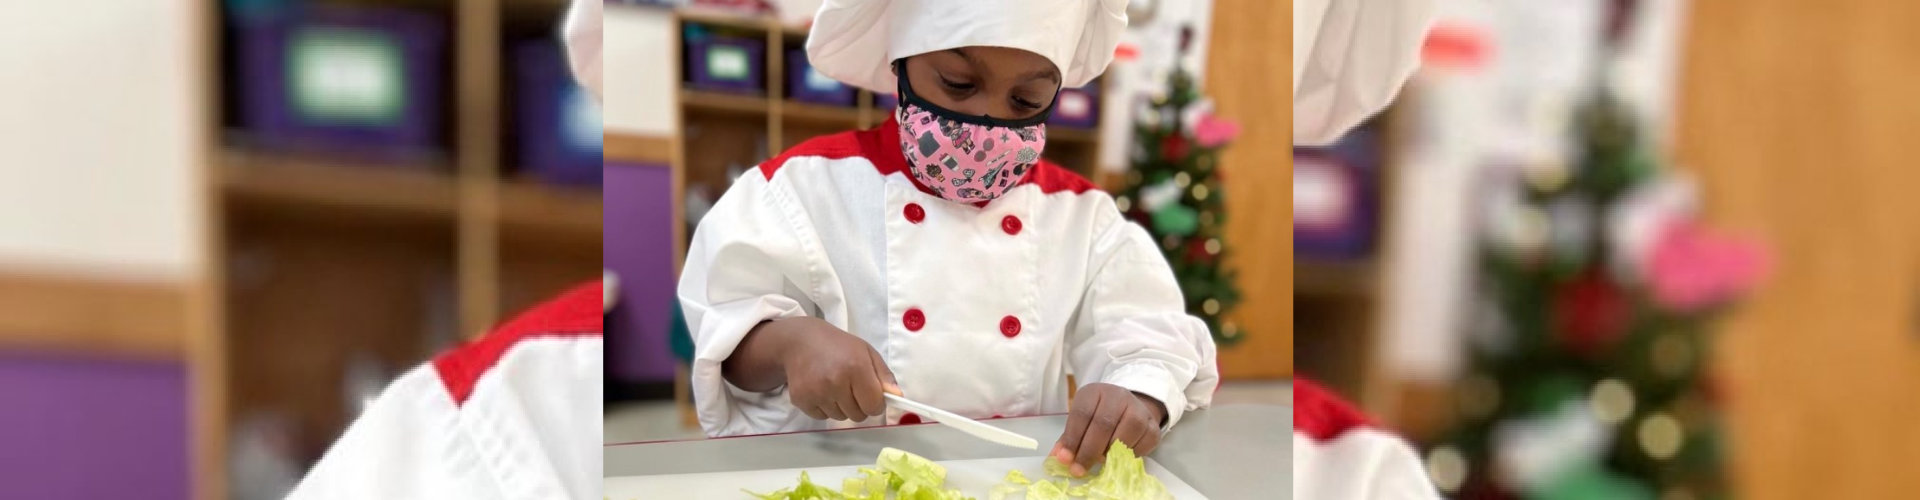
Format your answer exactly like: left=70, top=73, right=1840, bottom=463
left=1675, top=0, right=1920, bottom=497
left=1208, top=0, right=1293, bottom=378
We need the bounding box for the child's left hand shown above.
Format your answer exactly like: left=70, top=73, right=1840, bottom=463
left=1050, top=383, right=1168, bottom=477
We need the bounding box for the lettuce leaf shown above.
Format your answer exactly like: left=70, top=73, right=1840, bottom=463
left=1042, top=456, right=1074, bottom=479
left=1005, top=470, right=1033, bottom=485
left=1026, top=479, right=1069, bottom=500
left=1081, top=441, right=1171, bottom=500
left=879, top=447, right=949, bottom=488
left=744, top=471, right=846, bottom=500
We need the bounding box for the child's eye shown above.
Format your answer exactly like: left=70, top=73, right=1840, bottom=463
left=1012, top=96, right=1043, bottom=111
left=939, top=77, right=976, bottom=91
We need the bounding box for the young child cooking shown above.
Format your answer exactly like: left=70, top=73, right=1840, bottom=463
left=680, top=0, right=1219, bottom=476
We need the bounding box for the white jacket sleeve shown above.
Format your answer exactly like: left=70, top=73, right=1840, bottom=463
left=284, top=367, right=486, bottom=500
left=679, top=172, right=825, bottom=436
left=1067, top=215, right=1220, bottom=430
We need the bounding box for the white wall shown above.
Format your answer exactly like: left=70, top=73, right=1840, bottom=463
left=604, top=5, right=677, bottom=136
left=0, top=1, right=202, bottom=281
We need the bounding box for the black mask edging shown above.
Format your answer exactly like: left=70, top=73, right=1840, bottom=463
left=893, top=59, right=1060, bottom=128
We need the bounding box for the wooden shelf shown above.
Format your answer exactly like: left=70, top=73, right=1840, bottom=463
left=499, top=178, right=602, bottom=240
left=682, top=89, right=771, bottom=117
left=1049, top=126, right=1098, bottom=144
left=675, top=8, right=808, bottom=36
left=780, top=100, right=862, bottom=126
left=1295, top=259, right=1379, bottom=297
left=219, top=151, right=458, bottom=220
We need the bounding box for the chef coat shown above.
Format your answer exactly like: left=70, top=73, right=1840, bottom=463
left=680, top=116, right=1220, bottom=437
left=1294, top=378, right=1439, bottom=500
left=286, top=283, right=604, bottom=500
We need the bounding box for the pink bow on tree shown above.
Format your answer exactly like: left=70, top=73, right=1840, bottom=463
left=1644, top=220, right=1769, bottom=313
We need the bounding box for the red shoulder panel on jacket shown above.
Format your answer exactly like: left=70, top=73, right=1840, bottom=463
left=1294, top=378, right=1378, bottom=441
left=433, top=281, right=603, bottom=406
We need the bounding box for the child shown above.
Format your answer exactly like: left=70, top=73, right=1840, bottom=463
left=286, top=1, right=604, bottom=497
left=680, top=0, right=1218, bottom=475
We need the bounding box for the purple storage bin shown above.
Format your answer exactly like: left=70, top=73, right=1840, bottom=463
left=235, top=6, right=447, bottom=160
left=515, top=39, right=602, bottom=185
left=1048, top=85, right=1100, bottom=129
left=686, top=35, right=765, bottom=94
left=786, top=49, right=854, bottom=106
left=1293, top=128, right=1380, bottom=258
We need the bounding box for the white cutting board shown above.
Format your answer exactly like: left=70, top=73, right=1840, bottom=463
left=605, top=455, right=1209, bottom=499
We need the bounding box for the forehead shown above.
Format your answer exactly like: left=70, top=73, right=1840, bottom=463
left=924, top=47, right=1058, bottom=77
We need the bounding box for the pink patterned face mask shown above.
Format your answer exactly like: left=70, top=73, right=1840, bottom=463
left=893, top=61, right=1053, bottom=203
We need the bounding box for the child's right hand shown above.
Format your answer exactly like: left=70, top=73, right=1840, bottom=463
left=777, top=317, right=901, bottom=422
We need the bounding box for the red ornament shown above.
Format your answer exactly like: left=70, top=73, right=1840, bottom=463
left=1184, top=237, right=1215, bottom=264
left=1553, top=270, right=1631, bottom=358
left=1161, top=134, right=1190, bottom=162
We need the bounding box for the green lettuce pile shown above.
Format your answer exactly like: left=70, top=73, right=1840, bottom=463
left=744, top=441, right=1170, bottom=500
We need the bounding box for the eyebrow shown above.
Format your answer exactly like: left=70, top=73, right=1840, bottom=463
left=945, top=49, right=1061, bottom=84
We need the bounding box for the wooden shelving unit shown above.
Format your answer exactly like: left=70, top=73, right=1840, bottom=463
left=192, top=1, right=600, bottom=498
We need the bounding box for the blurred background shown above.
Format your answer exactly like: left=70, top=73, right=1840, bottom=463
left=1295, top=0, right=1920, bottom=499
left=0, top=0, right=599, bottom=498
left=600, top=0, right=1292, bottom=442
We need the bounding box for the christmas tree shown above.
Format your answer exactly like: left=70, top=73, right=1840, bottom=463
left=1114, top=27, right=1245, bottom=346
left=1425, top=15, right=1768, bottom=499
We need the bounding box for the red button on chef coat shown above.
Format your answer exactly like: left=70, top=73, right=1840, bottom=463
left=900, top=412, right=922, bottom=425
left=1000, top=315, right=1021, bottom=338
left=1001, top=214, right=1022, bottom=235
left=903, top=308, right=926, bottom=332
left=904, top=203, right=925, bottom=224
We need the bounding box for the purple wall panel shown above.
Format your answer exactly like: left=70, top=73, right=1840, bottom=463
left=0, top=351, right=188, bottom=499
left=604, top=162, right=678, bottom=382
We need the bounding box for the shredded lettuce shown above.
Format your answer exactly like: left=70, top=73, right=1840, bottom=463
left=1042, top=456, right=1074, bottom=479
left=744, top=471, right=847, bottom=500
left=1081, top=441, right=1171, bottom=500
left=747, top=442, right=1168, bottom=500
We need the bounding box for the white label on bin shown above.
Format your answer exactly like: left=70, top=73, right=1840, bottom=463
left=1059, top=93, right=1090, bottom=118
left=710, top=47, right=749, bottom=80
left=806, top=67, right=839, bottom=92
left=1293, top=159, right=1349, bottom=227
left=291, top=27, right=403, bottom=125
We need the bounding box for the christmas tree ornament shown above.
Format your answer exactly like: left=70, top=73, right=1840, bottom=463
left=1150, top=204, right=1200, bottom=236
left=1114, top=196, right=1132, bottom=213
left=1138, top=178, right=1183, bottom=212
left=1161, top=134, right=1190, bottom=161
left=1590, top=378, right=1636, bottom=425
left=1199, top=210, right=1217, bottom=228
left=1554, top=270, right=1631, bottom=358
left=1637, top=412, right=1683, bottom=460
left=1548, top=195, right=1597, bottom=263
left=1493, top=399, right=1613, bottom=492
left=1525, top=160, right=1572, bottom=194
left=1204, top=238, right=1222, bottom=255
left=1532, top=462, right=1655, bottom=500
left=1202, top=298, right=1220, bottom=315
left=1192, top=183, right=1211, bottom=201
left=1427, top=445, right=1469, bottom=493
left=1184, top=239, right=1216, bottom=265
left=1174, top=171, right=1192, bottom=188
left=1221, top=321, right=1240, bottom=339
left=1161, top=234, right=1181, bottom=251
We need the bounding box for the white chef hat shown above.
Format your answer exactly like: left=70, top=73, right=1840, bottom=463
left=563, top=0, right=602, bottom=102
left=805, top=0, right=1128, bottom=94
left=1294, top=0, right=1434, bottom=146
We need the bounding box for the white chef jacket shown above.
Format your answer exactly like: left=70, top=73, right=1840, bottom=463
left=286, top=283, right=604, bottom=500
left=680, top=116, right=1220, bottom=437
left=1294, top=378, right=1438, bottom=500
